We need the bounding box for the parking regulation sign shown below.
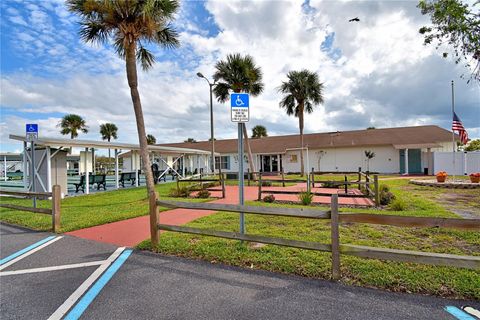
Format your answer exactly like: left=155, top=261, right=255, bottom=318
left=230, top=93, right=249, bottom=123
left=26, top=124, right=38, bottom=142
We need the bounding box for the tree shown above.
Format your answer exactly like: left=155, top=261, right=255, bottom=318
left=278, top=70, right=324, bottom=176
left=146, top=134, right=156, bottom=145
left=252, top=125, right=268, bottom=138
left=58, top=114, right=88, bottom=139
left=418, top=0, right=480, bottom=82
left=213, top=53, right=264, bottom=174
left=184, top=138, right=197, bottom=143
left=465, top=139, right=480, bottom=151
left=366, top=126, right=376, bottom=130
left=364, top=150, right=376, bottom=172
left=68, top=0, right=180, bottom=200
left=100, top=123, right=118, bottom=160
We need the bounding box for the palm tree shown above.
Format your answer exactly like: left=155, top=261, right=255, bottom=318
left=252, top=125, right=268, bottom=138
left=278, top=70, right=324, bottom=176
left=68, top=0, right=180, bottom=197
left=100, top=122, right=118, bottom=160
left=58, top=114, right=88, bottom=139
left=184, top=138, right=197, bottom=143
left=213, top=53, right=264, bottom=174
left=364, top=150, right=376, bottom=172
left=146, top=134, right=156, bottom=145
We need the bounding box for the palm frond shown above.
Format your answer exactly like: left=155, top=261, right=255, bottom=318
left=136, top=46, right=156, bottom=71
left=213, top=82, right=231, bottom=103
left=154, top=25, right=180, bottom=49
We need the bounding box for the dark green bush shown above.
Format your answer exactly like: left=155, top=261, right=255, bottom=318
left=379, top=184, right=395, bottom=205
left=261, top=181, right=272, bottom=187
left=168, top=186, right=190, bottom=198
left=322, top=181, right=338, bottom=188
left=196, top=189, right=211, bottom=199
left=263, top=194, right=275, bottom=203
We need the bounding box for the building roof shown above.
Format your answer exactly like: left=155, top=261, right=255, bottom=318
left=157, top=125, right=455, bottom=154
left=8, top=135, right=214, bottom=155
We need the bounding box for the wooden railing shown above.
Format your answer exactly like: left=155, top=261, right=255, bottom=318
left=0, top=185, right=61, bottom=232
left=151, top=194, right=480, bottom=278
left=177, top=174, right=225, bottom=199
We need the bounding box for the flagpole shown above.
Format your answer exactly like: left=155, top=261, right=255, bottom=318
left=451, top=80, right=455, bottom=180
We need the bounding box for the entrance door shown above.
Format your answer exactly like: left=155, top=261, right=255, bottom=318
left=271, top=155, right=279, bottom=172
left=399, top=149, right=422, bottom=174
left=262, top=155, right=271, bottom=172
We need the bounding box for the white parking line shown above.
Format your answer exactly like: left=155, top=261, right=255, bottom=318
left=0, top=260, right=105, bottom=276
left=0, top=236, right=63, bottom=271
left=47, top=247, right=125, bottom=320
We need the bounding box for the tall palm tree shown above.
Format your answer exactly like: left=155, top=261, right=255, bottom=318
left=364, top=150, right=376, bottom=172
left=146, top=134, right=156, bottom=145
left=58, top=114, right=88, bottom=139
left=100, top=122, right=118, bottom=160
left=252, top=125, right=268, bottom=138
left=278, top=70, right=324, bottom=176
left=68, top=0, right=180, bottom=196
left=213, top=53, right=264, bottom=174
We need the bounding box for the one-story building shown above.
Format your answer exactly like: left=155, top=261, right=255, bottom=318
left=155, top=125, right=458, bottom=175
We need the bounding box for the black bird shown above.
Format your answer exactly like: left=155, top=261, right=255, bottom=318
left=349, top=17, right=360, bottom=22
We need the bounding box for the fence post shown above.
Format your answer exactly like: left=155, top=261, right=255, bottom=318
left=358, top=167, right=361, bottom=190
left=365, top=174, right=370, bottom=197
left=374, top=174, right=379, bottom=206
left=330, top=194, right=340, bottom=280
left=221, top=173, right=226, bottom=199
left=258, top=172, right=262, bottom=201
left=281, top=168, right=285, bottom=187
left=149, top=191, right=160, bottom=248
left=311, top=168, right=315, bottom=188
left=51, top=185, right=61, bottom=232
left=344, top=175, right=348, bottom=194
left=176, top=175, right=179, bottom=191
left=247, top=168, right=250, bottom=186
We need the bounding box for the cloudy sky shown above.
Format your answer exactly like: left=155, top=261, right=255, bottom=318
left=1, top=0, right=479, bottom=153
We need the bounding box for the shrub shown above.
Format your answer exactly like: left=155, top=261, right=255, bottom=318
left=322, top=181, right=338, bottom=188
left=196, top=189, right=211, bottom=199
left=168, top=186, right=190, bottom=198
left=298, top=191, right=314, bottom=205
left=389, top=198, right=407, bottom=211
left=379, top=184, right=395, bottom=205
left=261, top=181, right=272, bottom=187
left=263, top=194, right=275, bottom=203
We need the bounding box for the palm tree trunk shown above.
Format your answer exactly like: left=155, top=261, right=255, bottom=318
left=242, top=124, right=256, bottom=175
left=108, top=138, right=111, bottom=173
left=299, top=102, right=305, bottom=177
left=125, top=45, right=155, bottom=196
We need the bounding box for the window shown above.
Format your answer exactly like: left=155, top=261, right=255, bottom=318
left=289, top=154, right=298, bottom=163
left=215, top=156, right=230, bottom=170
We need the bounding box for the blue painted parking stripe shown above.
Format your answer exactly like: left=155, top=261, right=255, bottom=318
left=0, top=236, right=56, bottom=265
left=64, top=249, right=132, bottom=320
left=445, top=306, right=477, bottom=320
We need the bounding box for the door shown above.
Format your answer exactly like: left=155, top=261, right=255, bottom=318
left=271, top=155, right=279, bottom=172
left=262, top=155, right=271, bottom=172
left=399, top=149, right=422, bottom=174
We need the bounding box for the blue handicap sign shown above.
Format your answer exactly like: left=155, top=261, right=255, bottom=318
left=26, top=124, right=38, bottom=133
left=230, top=93, right=249, bottom=108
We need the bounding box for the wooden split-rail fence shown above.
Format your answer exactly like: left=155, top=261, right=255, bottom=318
left=147, top=192, right=480, bottom=278
left=0, top=185, right=61, bottom=232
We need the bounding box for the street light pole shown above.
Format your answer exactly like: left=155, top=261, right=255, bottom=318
left=197, top=72, right=216, bottom=174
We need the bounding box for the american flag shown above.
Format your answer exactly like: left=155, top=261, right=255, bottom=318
left=452, top=112, right=469, bottom=145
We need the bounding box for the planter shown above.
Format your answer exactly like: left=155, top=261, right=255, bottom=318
left=436, top=176, right=447, bottom=183
left=470, top=176, right=480, bottom=183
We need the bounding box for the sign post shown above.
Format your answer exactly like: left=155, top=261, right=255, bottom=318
left=26, top=124, right=38, bottom=208
left=231, top=93, right=249, bottom=234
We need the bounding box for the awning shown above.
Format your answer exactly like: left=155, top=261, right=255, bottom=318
left=9, top=134, right=217, bottom=155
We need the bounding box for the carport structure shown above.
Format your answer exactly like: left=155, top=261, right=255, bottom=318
left=9, top=134, right=215, bottom=195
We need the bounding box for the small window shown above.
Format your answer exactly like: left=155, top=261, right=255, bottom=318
left=215, top=156, right=230, bottom=170
left=289, top=154, right=298, bottom=163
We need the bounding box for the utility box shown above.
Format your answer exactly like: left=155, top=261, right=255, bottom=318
left=31, top=148, right=68, bottom=196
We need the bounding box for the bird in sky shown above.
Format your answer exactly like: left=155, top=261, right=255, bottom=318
left=349, top=17, right=360, bottom=22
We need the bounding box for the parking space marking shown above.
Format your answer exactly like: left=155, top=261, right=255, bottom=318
left=0, top=236, right=63, bottom=271
left=48, top=247, right=126, bottom=320
left=445, top=306, right=477, bottom=320
left=64, top=249, right=133, bottom=320
left=0, top=260, right=105, bottom=276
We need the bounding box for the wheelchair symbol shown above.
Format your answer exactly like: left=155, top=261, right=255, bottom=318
left=235, top=95, right=245, bottom=106
left=28, top=125, right=36, bottom=132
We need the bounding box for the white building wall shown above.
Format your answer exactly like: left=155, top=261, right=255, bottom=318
left=283, top=146, right=401, bottom=173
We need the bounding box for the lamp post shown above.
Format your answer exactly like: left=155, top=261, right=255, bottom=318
left=197, top=72, right=216, bottom=174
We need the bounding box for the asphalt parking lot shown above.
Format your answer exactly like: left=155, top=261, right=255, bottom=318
left=1, top=222, right=479, bottom=320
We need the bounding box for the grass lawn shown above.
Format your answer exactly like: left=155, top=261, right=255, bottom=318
left=0, top=182, right=209, bottom=232
left=138, top=179, right=480, bottom=300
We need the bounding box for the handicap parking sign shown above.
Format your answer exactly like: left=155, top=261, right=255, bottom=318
left=230, top=94, right=249, bottom=123
left=26, top=124, right=38, bottom=142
